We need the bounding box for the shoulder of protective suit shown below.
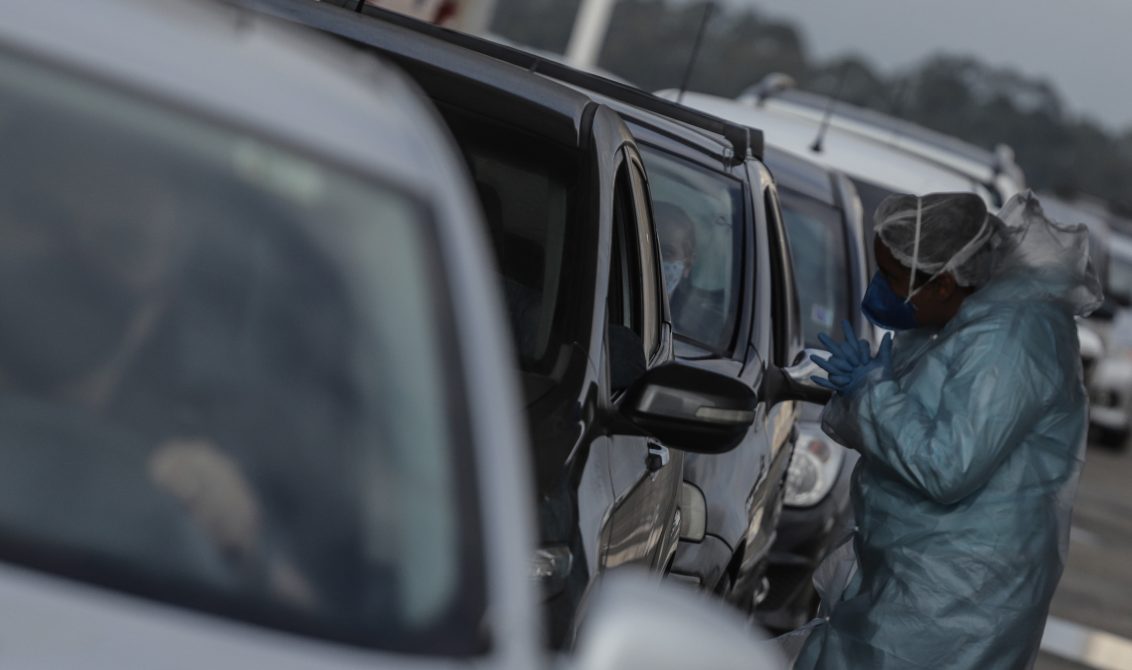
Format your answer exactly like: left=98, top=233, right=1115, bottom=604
left=956, top=298, right=1075, bottom=366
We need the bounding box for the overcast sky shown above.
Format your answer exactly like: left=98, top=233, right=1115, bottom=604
left=699, top=0, right=1130, bottom=131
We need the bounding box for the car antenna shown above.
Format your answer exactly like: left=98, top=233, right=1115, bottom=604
left=810, top=64, right=850, bottom=153
left=676, top=2, right=715, bottom=104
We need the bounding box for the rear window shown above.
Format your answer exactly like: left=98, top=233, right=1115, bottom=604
left=0, top=51, right=485, bottom=654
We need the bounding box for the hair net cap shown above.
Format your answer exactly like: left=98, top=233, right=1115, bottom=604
left=874, top=192, right=1004, bottom=288
left=873, top=191, right=1103, bottom=316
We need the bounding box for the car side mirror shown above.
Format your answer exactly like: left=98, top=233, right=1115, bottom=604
left=763, top=349, right=834, bottom=406
left=619, top=362, right=757, bottom=454
left=573, top=571, right=786, bottom=670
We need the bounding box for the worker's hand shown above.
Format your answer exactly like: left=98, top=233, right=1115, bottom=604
left=812, top=324, right=892, bottom=394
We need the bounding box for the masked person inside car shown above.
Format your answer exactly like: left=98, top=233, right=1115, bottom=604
left=798, top=192, right=1100, bottom=670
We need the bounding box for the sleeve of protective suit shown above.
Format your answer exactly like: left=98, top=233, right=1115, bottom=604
left=832, top=318, right=1053, bottom=505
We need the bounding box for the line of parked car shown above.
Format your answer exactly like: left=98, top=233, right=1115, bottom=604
left=3, top=1, right=1129, bottom=668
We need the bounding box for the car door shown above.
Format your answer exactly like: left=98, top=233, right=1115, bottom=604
left=601, top=150, right=683, bottom=572
left=644, top=144, right=771, bottom=568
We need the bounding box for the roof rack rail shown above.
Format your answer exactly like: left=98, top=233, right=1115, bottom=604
left=353, top=3, right=764, bottom=161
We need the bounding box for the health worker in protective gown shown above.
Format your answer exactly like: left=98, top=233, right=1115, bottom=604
left=795, top=191, right=1102, bottom=670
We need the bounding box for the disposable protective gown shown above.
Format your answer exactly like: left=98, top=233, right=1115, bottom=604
left=794, top=193, right=1101, bottom=670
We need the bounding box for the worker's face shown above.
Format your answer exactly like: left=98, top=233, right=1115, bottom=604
left=874, top=237, right=961, bottom=329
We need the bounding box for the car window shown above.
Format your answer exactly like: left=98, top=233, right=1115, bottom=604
left=0, top=52, right=485, bottom=655
left=642, top=148, right=743, bottom=353
left=442, top=111, right=583, bottom=382
left=779, top=192, right=852, bottom=348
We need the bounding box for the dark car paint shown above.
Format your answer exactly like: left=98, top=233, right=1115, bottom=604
left=758, top=146, right=871, bottom=630
left=584, top=96, right=803, bottom=609
left=227, top=0, right=692, bottom=647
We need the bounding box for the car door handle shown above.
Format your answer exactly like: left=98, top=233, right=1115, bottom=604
left=646, top=443, right=670, bottom=473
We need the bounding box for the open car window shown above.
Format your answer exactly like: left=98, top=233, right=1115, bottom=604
left=0, top=50, right=485, bottom=655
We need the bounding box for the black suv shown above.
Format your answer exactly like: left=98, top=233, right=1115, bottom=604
left=395, top=33, right=828, bottom=615
left=232, top=0, right=762, bottom=646
left=585, top=92, right=806, bottom=613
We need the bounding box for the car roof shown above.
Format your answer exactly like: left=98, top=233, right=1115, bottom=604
left=666, top=91, right=989, bottom=201
left=0, top=0, right=464, bottom=198
left=763, top=144, right=836, bottom=205
left=329, top=3, right=765, bottom=162
left=232, top=0, right=596, bottom=148
left=762, top=89, right=997, bottom=169
left=585, top=92, right=736, bottom=167
left=747, top=89, right=1028, bottom=200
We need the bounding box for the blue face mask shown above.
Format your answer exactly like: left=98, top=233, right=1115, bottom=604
left=862, top=272, right=919, bottom=331
left=662, top=260, right=686, bottom=298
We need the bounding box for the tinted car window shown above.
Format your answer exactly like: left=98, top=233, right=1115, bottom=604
left=643, top=148, right=743, bottom=353
left=779, top=193, right=852, bottom=348
left=0, top=53, right=484, bottom=654
left=444, top=112, right=582, bottom=381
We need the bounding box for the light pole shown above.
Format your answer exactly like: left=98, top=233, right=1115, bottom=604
left=564, top=0, right=617, bottom=69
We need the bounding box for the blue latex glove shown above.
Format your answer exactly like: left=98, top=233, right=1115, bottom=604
left=811, top=320, right=893, bottom=394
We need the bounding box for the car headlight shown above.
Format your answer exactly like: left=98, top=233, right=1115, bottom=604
left=784, top=425, right=845, bottom=508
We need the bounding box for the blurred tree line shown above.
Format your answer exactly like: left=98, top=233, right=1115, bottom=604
left=491, top=0, right=1132, bottom=216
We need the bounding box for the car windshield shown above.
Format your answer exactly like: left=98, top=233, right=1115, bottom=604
left=0, top=52, right=484, bottom=654
left=442, top=111, right=584, bottom=392
left=779, top=192, right=852, bottom=348
left=643, top=148, right=744, bottom=352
